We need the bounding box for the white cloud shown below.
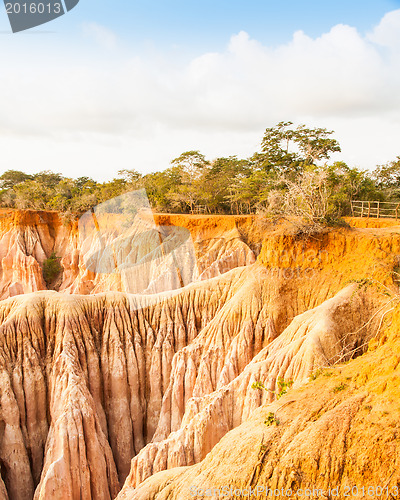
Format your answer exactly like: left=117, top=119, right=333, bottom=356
left=1, top=10, right=400, bottom=179
left=367, top=9, right=400, bottom=48
left=82, top=22, right=118, bottom=49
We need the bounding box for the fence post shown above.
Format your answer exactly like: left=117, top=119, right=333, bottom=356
left=351, top=201, right=354, bottom=217
left=396, top=203, right=399, bottom=221
left=377, top=201, right=380, bottom=218
left=368, top=201, right=371, bottom=218
left=361, top=201, right=364, bottom=218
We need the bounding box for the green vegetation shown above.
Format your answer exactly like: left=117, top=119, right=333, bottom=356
left=251, top=381, right=271, bottom=392
left=332, top=383, right=348, bottom=393
left=264, top=412, right=279, bottom=427
left=309, top=369, right=323, bottom=381
left=309, top=368, right=334, bottom=381
left=0, top=121, right=397, bottom=219
left=42, top=252, right=62, bottom=287
left=276, top=377, right=294, bottom=399
left=252, top=377, right=293, bottom=399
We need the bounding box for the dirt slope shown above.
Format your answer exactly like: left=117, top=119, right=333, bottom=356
left=120, top=305, right=400, bottom=499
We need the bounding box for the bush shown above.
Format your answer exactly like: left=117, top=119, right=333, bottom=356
left=264, top=412, right=279, bottom=426
left=42, top=252, right=62, bottom=287
left=256, top=169, right=347, bottom=234
left=276, top=377, right=294, bottom=399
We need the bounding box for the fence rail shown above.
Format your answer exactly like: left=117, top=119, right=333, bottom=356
left=351, top=200, right=400, bottom=219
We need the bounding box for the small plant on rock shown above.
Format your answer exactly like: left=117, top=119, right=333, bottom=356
left=309, top=369, right=323, bottom=381
left=332, top=383, right=347, bottom=393
left=264, top=412, right=279, bottom=427
left=252, top=378, right=294, bottom=399
left=251, top=381, right=269, bottom=391
left=276, top=377, right=294, bottom=399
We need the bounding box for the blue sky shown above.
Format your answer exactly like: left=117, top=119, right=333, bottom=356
left=2, top=0, right=398, bottom=50
left=71, top=0, right=399, bottom=47
left=1, top=1, right=400, bottom=179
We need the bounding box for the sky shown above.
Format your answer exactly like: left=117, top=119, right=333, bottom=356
left=0, top=0, right=400, bottom=180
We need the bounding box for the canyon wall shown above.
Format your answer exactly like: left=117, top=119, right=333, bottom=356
left=0, top=210, right=255, bottom=300
left=0, top=210, right=399, bottom=499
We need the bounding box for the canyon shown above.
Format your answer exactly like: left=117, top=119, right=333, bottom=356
left=0, top=209, right=399, bottom=499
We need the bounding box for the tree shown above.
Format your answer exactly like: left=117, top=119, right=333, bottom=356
left=227, top=173, right=264, bottom=214
left=0, top=170, right=33, bottom=190
left=117, top=169, right=142, bottom=188
left=325, top=162, right=380, bottom=216
left=49, top=179, right=74, bottom=211
left=13, top=180, right=52, bottom=209
left=143, top=167, right=182, bottom=212
left=171, top=151, right=209, bottom=183
left=283, top=169, right=331, bottom=224
left=75, top=177, right=97, bottom=190
left=169, top=184, right=199, bottom=214
left=295, top=124, right=341, bottom=164
left=372, top=156, right=400, bottom=199
left=259, top=121, right=302, bottom=175
left=169, top=151, right=210, bottom=213
left=204, top=156, right=252, bottom=213
left=259, top=121, right=341, bottom=176
left=98, top=179, right=126, bottom=205
left=33, top=171, right=63, bottom=188
left=42, top=251, right=62, bottom=287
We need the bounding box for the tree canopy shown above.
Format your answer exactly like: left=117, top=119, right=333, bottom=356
left=0, top=122, right=395, bottom=220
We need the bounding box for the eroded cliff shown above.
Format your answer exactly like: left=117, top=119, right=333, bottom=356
left=0, top=210, right=256, bottom=299
left=0, top=211, right=399, bottom=500
left=120, top=304, right=400, bottom=499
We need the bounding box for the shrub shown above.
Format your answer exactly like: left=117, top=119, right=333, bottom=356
left=276, top=377, right=294, bottom=399
left=332, top=383, right=347, bottom=393
left=251, top=381, right=269, bottom=391
left=252, top=378, right=293, bottom=399
left=309, top=369, right=323, bottom=381
left=264, top=412, right=279, bottom=426
left=43, top=252, right=62, bottom=287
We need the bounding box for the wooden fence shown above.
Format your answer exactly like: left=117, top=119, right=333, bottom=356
left=351, top=200, right=400, bottom=219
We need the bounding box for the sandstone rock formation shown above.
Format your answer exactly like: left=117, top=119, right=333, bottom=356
left=0, top=210, right=256, bottom=299
left=0, top=211, right=399, bottom=500
left=0, top=265, right=266, bottom=499
left=0, top=265, right=384, bottom=500
left=119, top=303, right=400, bottom=499
left=0, top=211, right=68, bottom=299
left=120, top=283, right=377, bottom=491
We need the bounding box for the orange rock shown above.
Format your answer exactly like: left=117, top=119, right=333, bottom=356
left=0, top=211, right=399, bottom=500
